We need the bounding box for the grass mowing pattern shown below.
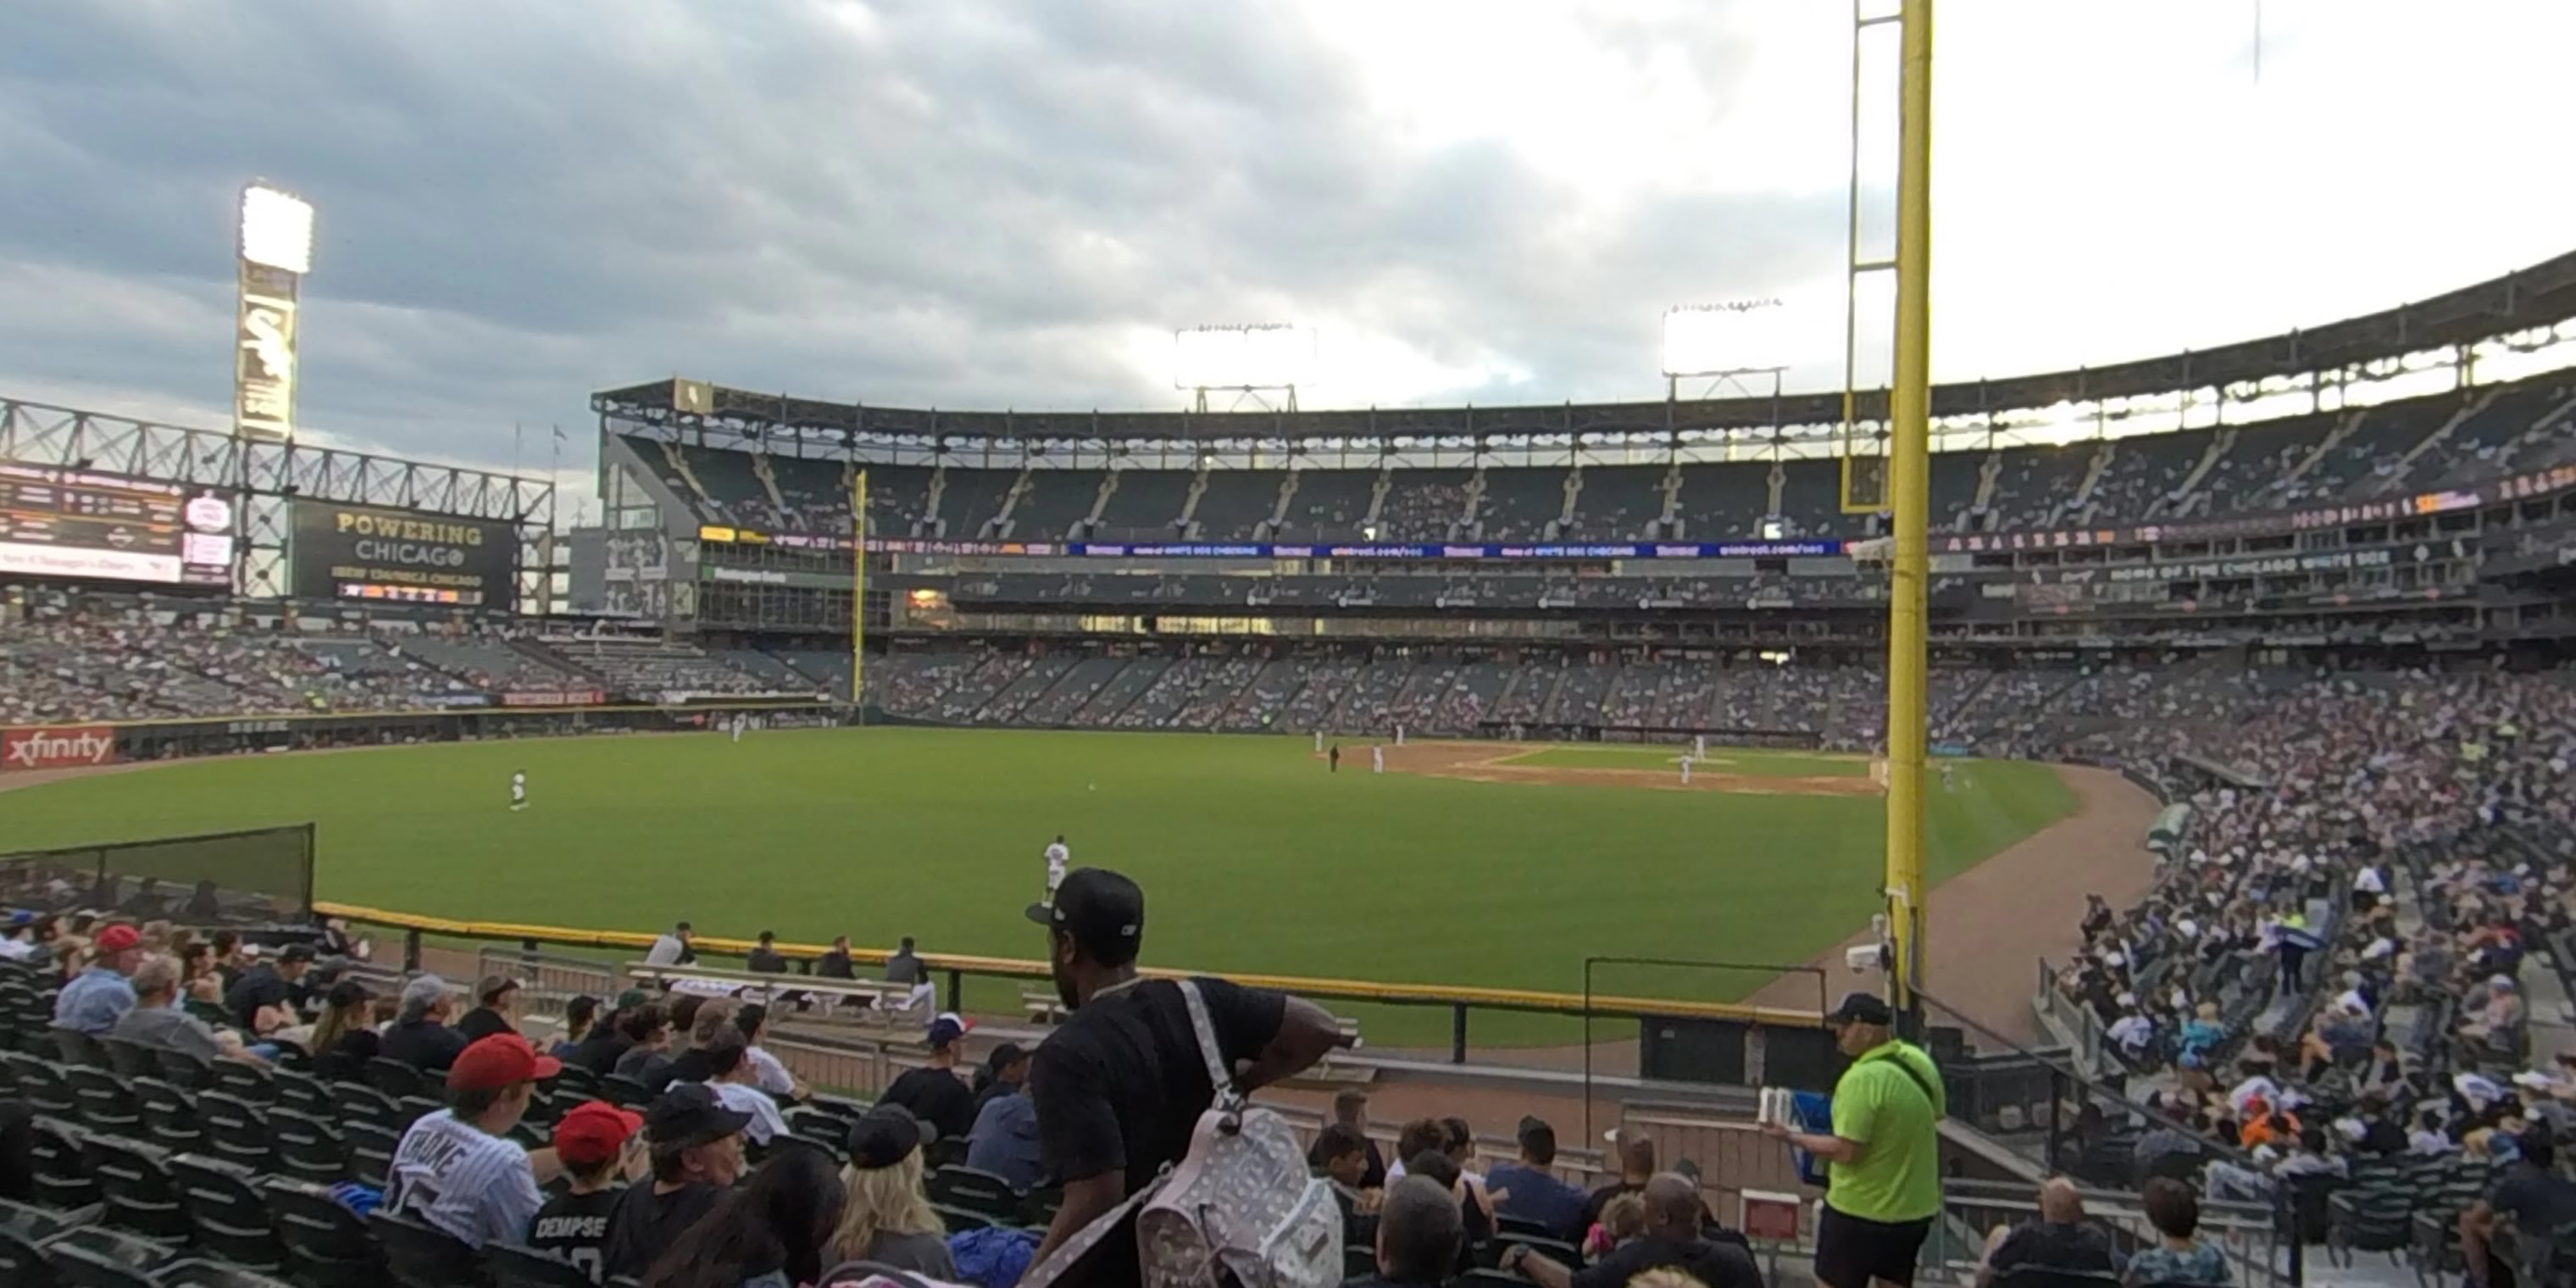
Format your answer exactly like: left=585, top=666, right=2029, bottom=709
left=0, top=729, right=2076, bottom=1046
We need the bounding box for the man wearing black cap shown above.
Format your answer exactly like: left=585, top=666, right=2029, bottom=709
left=880, top=1013, right=979, bottom=1141
left=599, top=1083, right=752, bottom=1280
left=1023, top=867, right=1352, bottom=1284
left=1764, top=991, right=1944, bottom=1288
left=225, top=943, right=314, bottom=1037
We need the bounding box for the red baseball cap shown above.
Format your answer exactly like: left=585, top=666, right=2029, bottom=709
left=552, top=1099, right=644, bottom=1166
left=446, top=1032, right=563, bottom=1092
left=92, top=924, right=142, bottom=954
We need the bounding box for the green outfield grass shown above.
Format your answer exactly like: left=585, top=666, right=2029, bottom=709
left=0, top=729, right=2076, bottom=1046
left=1504, top=745, right=1874, bottom=776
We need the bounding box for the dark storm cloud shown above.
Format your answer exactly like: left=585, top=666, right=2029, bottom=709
left=0, top=0, right=1841, bottom=472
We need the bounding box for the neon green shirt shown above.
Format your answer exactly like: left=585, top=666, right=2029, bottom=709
left=1824, top=1038, right=1945, bottom=1222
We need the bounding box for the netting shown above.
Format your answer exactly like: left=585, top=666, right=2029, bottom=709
left=0, top=824, right=315, bottom=924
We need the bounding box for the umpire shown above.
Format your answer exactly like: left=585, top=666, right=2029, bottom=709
left=1764, top=992, right=1945, bottom=1288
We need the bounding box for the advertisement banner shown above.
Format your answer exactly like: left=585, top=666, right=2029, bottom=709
left=2, top=724, right=121, bottom=772
left=291, top=501, right=516, bottom=609
left=501, top=690, right=607, bottom=708
left=235, top=261, right=300, bottom=441
left=0, top=464, right=234, bottom=589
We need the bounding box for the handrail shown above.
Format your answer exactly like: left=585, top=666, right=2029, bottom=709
left=315, top=898, right=1825, bottom=1027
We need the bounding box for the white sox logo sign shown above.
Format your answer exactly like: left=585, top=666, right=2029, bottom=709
left=1, top=726, right=119, bottom=771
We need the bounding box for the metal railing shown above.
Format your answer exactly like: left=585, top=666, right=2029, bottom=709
left=1929, top=1177, right=2290, bottom=1288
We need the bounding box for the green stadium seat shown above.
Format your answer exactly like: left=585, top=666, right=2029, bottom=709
left=268, top=1178, right=388, bottom=1288
left=485, top=1241, right=595, bottom=1288
left=344, top=1120, right=402, bottom=1187
left=31, top=1119, right=103, bottom=1211
left=129, top=1079, right=203, bottom=1157
left=266, top=1110, right=349, bottom=1186
left=195, top=1094, right=275, bottom=1174
left=66, top=1069, right=142, bottom=1137
left=77, top=1133, right=190, bottom=1242
left=168, top=1154, right=290, bottom=1273
left=371, top=1209, right=491, bottom=1288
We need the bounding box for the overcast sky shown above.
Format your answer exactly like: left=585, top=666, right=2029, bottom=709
left=2, top=0, right=2569, bottom=490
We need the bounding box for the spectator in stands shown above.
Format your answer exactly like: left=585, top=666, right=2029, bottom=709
left=645, top=922, right=695, bottom=968
left=828, top=1105, right=959, bottom=1277
left=602, top=1085, right=752, bottom=1280
left=1403, top=1150, right=1491, bottom=1271
left=50, top=922, right=143, bottom=1035
left=383, top=1033, right=566, bottom=1249
left=1023, top=868, right=1349, bottom=1282
left=666, top=998, right=740, bottom=1086
left=746, top=930, right=787, bottom=974
left=457, top=974, right=524, bottom=1041
left=0, top=913, right=39, bottom=963
left=817, top=934, right=857, bottom=980
left=733, top=1005, right=804, bottom=1100
left=2461, top=1129, right=2576, bottom=1285
left=552, top=994, right=602, bottom=1061
left=644, top=1145, right=842, bottom=1288
left=883, top=935, right=930, bottom=1013
left=109, top=955, right=263, bottom=1063
left=308, top=979, right=379, bottom=1080
left=208, top=930, right=250, bottom=994
left=530, top=1100, right=646, bottom=1283
left=1489, top=1115, right=1588, bottom=1239
left=968, top=1041, right=1030, bottom=1119
left=1348, top=1175, right=1462, bottom=1288
left=965, top=1058, right=1044, bottom=1193
left=1313, top=1123, right=1380, bottom=1245
left=383, top=974, right=469, bottom=1072
left=2124, top=1177, right=2230, bottom=1286
left=1508, top=1173, right=1761, bottom=1288
left=880, top=1012, right=978, bottom=1141
left=224, top=943, right=314, bottom=1039
left=1385, top=1117, right=1444, bottom=1185
left=694, top=1027, right=787, bottom=1146
left=1580, top=1131, right=1657, bottom=1232
left=1977, top=1177, right=2113, bottom=1288
left=613, top=1002, right=677, bottom=1091
left=1324, top=1087, right=1390, bottom=1188
left=1772, top=991, right=1945, bottom=1288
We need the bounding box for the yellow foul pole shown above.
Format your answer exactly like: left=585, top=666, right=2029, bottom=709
left=851, top=469, right=869, bottom=709
left=1885, top=0, right=1935, bottom=1013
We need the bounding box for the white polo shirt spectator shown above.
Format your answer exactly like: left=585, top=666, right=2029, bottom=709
left=384, top=1033, right=564, bottom=1248
left=644, top=922, right=692, bottom=967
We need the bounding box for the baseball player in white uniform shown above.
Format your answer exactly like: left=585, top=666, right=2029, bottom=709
left=1372, top=746, right=1385, bottom=774
left=1314, top=730, right=1324, bottom=754
left=509, top=770, right=528, bottom=812
left=1042, top=835, right=1070, bottom=904
left=1680, top=756, right=1693, bottom=786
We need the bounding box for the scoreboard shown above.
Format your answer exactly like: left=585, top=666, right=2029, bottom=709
left=0, top=464, right=234, bottom=588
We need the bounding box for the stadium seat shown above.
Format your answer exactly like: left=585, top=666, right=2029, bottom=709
left=268, top=1178, right=388, bottom=1288
left=195, top=1093, right=275, bottom=1174
left=95, top=1040, right=154, bottom=1081
left=925, top=1165, right=1020, bottom=1222
left=786, top=1106, right=847, bottom=1149
left=372, top=1209, right=492, bottom=1288
left=366, top=1058, right=431, bottom=1102
left=269, top=1068, right=335, bottom=1121
left=31, top=1119, right=103, bottom=1211
left=129, top=1079, right=203, bottom=1156
left=169, top=1154, right=290, bottom=1272
left=596, top=1074, right=652, bottom=1110
left=267, top=1110, right=349, bottom=1186
left=932, top=1204, right=992, bottom=1234
left=543, top=1065, right=599, bottom=1101
left=397, top=1096, right=446, bottom=1130
left=4, top=1053, right=82, bottom=1118
left=331, top=1082, right=404, bottom=1132
left=38, top=1224, right=176, bottom=1288
left=77, top=1133, right=189, bottom=1241
left=0, top=1198, right=85, bottom=1288
left=485, top=1242, right=595, bottom=1288
left=65, top=1069, right=142, bottom=1136
left=1494, top=1215, right=1556, bottom=1241
left=51, top=1028, right=108, bottom=1069
left=1345, top=1245, right=1376, bottom=1277
left=1450, top=1271, right=1533, bottom=1288
left=344, top=1120, right=402, bottom=1186
left=208, top=1061, right=275, bottom=1105
left=157, top=1260, right=299, bottom=1288
left=151, top=1050, right=214, bottom=1093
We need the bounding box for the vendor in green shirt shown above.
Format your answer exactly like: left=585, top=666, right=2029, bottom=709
left=1765, top=991, right=1945, bottom=1288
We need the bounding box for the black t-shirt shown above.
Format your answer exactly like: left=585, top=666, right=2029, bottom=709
left=613, top=1047, right=675, bottom=1092
left=226, top=964, right=291, bottom=1031
left=1580, top=1180, right=1641, bottom=1232
left=1571, top=1235, right=1763, bottom=1288
left=566, top=1030, right=632, bottom=1076
left=817, top=950, right=856, bottom=980
left=600, top=1180, right=723, bottom=1281
left=747, top=947, right=787, bottom=974
left=1030, top=976, right=1286, bottom=1287
left=455, top=1007, right=515, bottom=1042
left=2493, top=1164, right=2576, bottom=1234
left=883, top=1065, right=978, bottom=1142
left=665, top=1048, right=714, bottom=1087
left=1987, top=1219, right=2116, bottom=1277
left=315, top=1029, right=382, bottom=1083
left=380, top=1019, right=469, bottom=1073
left=529, top=1186, right=622, bottom=1283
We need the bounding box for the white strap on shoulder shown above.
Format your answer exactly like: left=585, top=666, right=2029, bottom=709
left=1175, top=978, right=1237, bottom=1103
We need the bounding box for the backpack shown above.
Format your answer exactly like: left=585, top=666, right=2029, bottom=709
left=1020, top=980, right=1344, bottom=1288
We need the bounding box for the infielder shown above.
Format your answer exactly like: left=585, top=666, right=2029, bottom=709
left=1680, top=756, right=1693, bottom=786
left=1395, top=724, right=1406, bottom=747
left=1941, top=762, right=1958, bottom=792
left=1042, top=834, right=1070, bottom=904
left=1694, top=734, right=1707, bottom=759
left=1372, top=746, right=1385, bottom=774
left=1314, top=730, right=1324, bottom=754
left=509, top=769, right=528, bottom=812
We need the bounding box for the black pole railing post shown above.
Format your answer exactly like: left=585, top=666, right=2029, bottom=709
left=946, top=969, right=963, bottom=1013
left=1452, top=1005, right=1468, bottom=1064
left=404, top=929, right=423, bottom=973
left=2047, top=1069, right=2065, bottom=1170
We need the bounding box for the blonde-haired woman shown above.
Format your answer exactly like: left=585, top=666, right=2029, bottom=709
left=826, top=1106, right=957, bottom=1279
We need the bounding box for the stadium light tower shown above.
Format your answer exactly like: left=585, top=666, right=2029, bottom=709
left=234, top=181, right=315, bottom=442
left=1174, top=323, right=1313, bottom=414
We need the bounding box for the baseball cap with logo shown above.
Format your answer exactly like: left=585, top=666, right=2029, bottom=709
left=926, top=1013, right=975, bottom=1051
left=92, top=924, right=142, bottom=954
left=552, top=1100, right=645, bottom=1167
left=646, top=1082, right=753, bottom=1152
left=447, top=1032, right=563, bottom=1092
left=1025, top=868, right=1146, bottom=966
